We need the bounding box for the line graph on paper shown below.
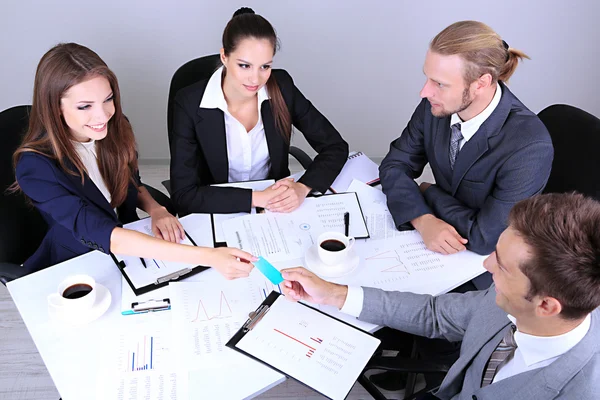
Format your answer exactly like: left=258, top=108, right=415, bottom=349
left=363, top=238, right=446, bottom=287
left=191, top=291, right=233, bottom=322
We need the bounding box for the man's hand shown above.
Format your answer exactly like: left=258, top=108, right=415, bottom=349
left=266, top=179, right=311, bottom=213
left=411, top=214, right=468, bottom=254
left=281, top=267, right=348, bottom=309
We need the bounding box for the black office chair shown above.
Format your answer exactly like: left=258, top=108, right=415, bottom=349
left=538, top=104, right=600, bottom=200
left=161, top=54, right=313, bottom=194
left=0, top=105, right=175, bottom=285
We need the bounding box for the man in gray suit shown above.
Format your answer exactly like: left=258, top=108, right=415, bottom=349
left=282, top=193, right=600, bottom=399
left=379, top=21, right=553, bottom=266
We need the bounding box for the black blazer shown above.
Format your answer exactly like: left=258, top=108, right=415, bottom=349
left=169, top=69, right=349, bottom=215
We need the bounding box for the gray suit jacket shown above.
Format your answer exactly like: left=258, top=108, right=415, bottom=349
left=360, top=287, right=600, bottom=399
left=379, top=83, right=554, bottom=255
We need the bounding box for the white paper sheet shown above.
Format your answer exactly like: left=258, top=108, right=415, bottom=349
left=235, top=296, right=380, bottom=400
left=277, top=192, right=370, bottom=238
left=117, top=219, right=198, bottom=289
left=222, top=213, right=323, bottom=262
left=96, top=370, right=188, bottom=400
left=348, top=236, right=487, bottom=293
left=169, top=270, right=286, bottom=370
left=211, top=180, right=275, bottom=243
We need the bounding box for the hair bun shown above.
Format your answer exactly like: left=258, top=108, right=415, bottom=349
left=233, top=7, right=255, bottom=18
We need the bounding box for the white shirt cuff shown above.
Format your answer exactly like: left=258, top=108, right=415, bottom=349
left=339, top=286, right=364, bottom=317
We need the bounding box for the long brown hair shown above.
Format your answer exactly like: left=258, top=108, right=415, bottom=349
left=11, top=43, right=138, bottom=207
left=430, top=21, right=530, bottom=84
left=222, top=7, right=292, bottom=142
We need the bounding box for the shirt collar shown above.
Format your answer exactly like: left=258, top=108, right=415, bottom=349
left=199, top=66, right=270, bottom=112
left=508, top=313, right=592, bottom=367
left=450, top=83, right=502, bottom=142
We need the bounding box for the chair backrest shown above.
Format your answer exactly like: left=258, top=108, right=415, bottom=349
left=538, top=104, right=600, bottom=200
left=166, top=54, right=222, bottom=146
left=0, top=105, right=48, bottom=264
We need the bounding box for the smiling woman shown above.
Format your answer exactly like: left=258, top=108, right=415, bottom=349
left=9, top=43, right=258, bottom=279
left=169, top=7, right=349, bottom=216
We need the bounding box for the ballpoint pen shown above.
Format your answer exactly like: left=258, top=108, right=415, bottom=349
left=344, top=212, right=350, bottom=237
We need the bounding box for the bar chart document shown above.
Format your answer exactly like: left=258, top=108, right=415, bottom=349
left=228, top=294, right=380, bottom=400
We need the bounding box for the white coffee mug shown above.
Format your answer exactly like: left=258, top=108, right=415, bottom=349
left=48, top=275, right=97, bottom=316
left=317, top=232, right=355, bottom=266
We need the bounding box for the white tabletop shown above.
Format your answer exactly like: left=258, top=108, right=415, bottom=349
left=7, top=211, right=485, bottom=400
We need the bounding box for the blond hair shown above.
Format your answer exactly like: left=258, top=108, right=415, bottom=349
left=430, top=21, right=530, bottom=84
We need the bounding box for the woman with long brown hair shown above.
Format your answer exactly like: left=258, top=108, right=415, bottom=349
left=13, top=43, right=256, bottom=278
left=170, top=7, right=349, bottom=216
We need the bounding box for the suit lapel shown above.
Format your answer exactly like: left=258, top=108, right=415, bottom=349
left=261, top=101, right=284, bottom=179
left=450, top=128, right=490, bottom=194
left=64, top=161, right=117, bottom=219
left=450, top=82, right=514, bottom=195
left=196, top=107, right=229, bottom=183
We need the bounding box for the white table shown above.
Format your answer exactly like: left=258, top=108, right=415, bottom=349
left=7, top=213, right=485, bottom=400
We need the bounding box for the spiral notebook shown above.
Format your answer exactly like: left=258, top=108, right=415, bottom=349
left=330, top=151, right=380, bottom=193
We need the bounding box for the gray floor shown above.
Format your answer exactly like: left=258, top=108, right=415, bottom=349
left=0, top=164, right=419, bottom=400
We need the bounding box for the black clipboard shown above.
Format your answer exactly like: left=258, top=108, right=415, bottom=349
left=226, top=292, right=381, bottom=400
left=111, top=230, right=210, bottom=296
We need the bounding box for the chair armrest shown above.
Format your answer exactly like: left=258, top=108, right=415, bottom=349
left=289, top=146, right=313, bottom=170
left=0, top=262, right=27, bottom=286
left=142, top=184, right=176, bottom=216
left=364, top=355, right=451, bottom=374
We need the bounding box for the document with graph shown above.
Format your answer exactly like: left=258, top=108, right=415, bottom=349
left=226, top=292, right=381, bottom=400
left=168, top=269, right=286, bottom=371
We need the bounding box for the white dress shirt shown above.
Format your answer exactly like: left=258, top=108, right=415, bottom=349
left=72, top=139, right=112, bottom=204
left=450, top=83, right=502, bottom=150
left=200, top=66, right=271, bottom=183
left=493, top=313, right=591, bottom=383
left=339, top=286, right=591, bottom=383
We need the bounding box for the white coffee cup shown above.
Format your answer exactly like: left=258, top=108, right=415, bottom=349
left=48, top=275, right=97, bottom=316
left=317, top=232, right=355, bottom=266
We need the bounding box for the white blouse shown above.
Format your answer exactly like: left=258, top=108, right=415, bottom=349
left=72, top=140, right=112, bottom=204
left=200, top=66, right=271, bottom=183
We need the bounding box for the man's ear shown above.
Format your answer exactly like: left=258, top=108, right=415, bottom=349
left=536, top=296, right=562, bottom=318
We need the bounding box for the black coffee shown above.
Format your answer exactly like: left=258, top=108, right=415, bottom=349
left=62, top=284, right=93, bottom=299
left=320, top=239, right=346, bottom=252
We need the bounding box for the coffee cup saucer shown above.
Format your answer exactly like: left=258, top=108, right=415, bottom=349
left=304, top=244, right=360, bottom=278
left=48, top=283, right=112, bottom=326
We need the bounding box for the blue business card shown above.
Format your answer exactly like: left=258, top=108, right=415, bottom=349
left=253, top=256, right=284, bottom=285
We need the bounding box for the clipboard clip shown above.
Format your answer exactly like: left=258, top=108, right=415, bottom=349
left=243, top=304, right=271, bottom=332
left=155, top=268, right=192, bottom=284
left=132, top=298, right=171, bottom=313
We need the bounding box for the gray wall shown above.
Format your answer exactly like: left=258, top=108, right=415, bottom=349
left=3, top=0, right=599, bottom=162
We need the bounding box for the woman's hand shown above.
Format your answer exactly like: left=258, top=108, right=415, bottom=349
left=266, top=179, right=311, bottom=213
left=205, top=247, right=257, bottom=280
left=149, top=206, right=185, bottom=243
left=251, top=183, right=288, bottom=208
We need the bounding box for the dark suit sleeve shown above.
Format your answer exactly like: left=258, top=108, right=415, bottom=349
left=169, top=92, right=252, bottom=215
left=379, top=99, right=434, bottom=228
left=277, top=71, right=349, bottom=193
left=423, top=139, right=554, bottom=254
left=15, top=153, right=118, bottom=254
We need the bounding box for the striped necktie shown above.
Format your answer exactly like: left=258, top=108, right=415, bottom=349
left=481, top=324, right=517, bottom=387
left=449, top=123, right=463, bottom=170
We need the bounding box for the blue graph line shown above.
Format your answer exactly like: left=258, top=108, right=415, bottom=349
left=262, top=289, right=267, bottom=299
left=153, top=259, right=160, bottom=269
left=150, top=337, right=153, bottom=370
left=277, top=284, right=281, bottom=293
left=132, top=353, right=135, bottom=372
